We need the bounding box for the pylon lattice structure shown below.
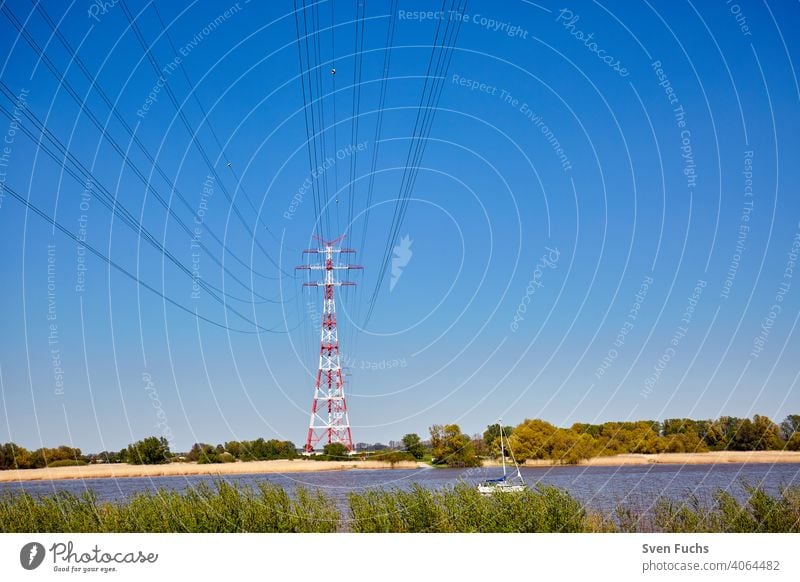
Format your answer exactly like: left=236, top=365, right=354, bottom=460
left=297, top=235, right=362, bottom=452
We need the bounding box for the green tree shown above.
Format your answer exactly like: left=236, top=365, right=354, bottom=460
left=323, top=442, right=349, bottom=459
left=401, top=433, right=425, bottom=460
left=224, top=441, right=243, bottom=458
left=663, top=432, right=708, bottom=453
left=507, top=419, right=557, bottom=462
left=0, top=443, right=33, bottom=470
left=126, top=437, right=170, bottom=465
left=429, top=424, right=480, bottom=467
left=373, top=450, right=414, bottom=466
left=780, top=415, right=800, bottom=441
left=187, top=443, right=213, bottom=462
left=482, top=424, right=514, bottom=447
left=711, top=416, right=746, bottom=449
left=748, top=415, right=784, bottom=450
left=29, top=446, right=85, bottom=468
left=571, top=423, right=603, bottom=438
left=550, top=431, right=596, bottom=464
left=236, top=438, right=297, bottom=460
left=702, top=420, right=727, bottom=450
left=95, top=450, right=124, bottom=464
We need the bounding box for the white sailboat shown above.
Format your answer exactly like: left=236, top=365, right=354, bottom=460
left=477, top=422, right=526, bottom=494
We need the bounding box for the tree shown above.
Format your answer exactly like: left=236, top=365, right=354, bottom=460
left=482, top=424, right=514, bottom=447
left=571, top=423, right=603, bottom=438
left=0, top=442, right=34, bottom=470
left=748, top=415, right=784, bottom=450
left=663, top=432, right=708, bottom=453
left=781, top=415, right=800, bottom=441
left=471, top=435, right=489, bottom=458
left=373, top=450, right=414, bottom=466
left=550, top=431, right=596, bottom=465
left=224, top=441, right=243, bottom=458
left=702, top=420, right=727, bottom=450
left=401, top=433, right=425, bottom=460
left=234, top=438, right=297, bottom=460
left=126, top=436, right=170, bottom=465
left=429, top=424, right=480, bottom=467
left=507, top=419, right=557, bottom=462
left=94, top=450, right=124, bottom=463
left=323, top=442, right=349, bottom=459
left=26, top=446, right=86, bottom=468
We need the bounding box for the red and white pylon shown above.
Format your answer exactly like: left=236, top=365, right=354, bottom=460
left=297, top=235, right=361, bottom=452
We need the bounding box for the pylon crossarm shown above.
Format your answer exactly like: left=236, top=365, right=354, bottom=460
left=296, top=265, right=361, bottom=270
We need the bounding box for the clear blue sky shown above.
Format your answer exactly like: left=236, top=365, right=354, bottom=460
left=0, top=0, right=798, bottom=452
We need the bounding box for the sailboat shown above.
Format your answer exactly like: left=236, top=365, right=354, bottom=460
left=477, top=422, right=527, bottom=494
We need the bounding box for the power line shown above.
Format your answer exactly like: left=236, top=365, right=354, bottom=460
left=2, top=182, right=287, bottom=334
left=4, top=3, right=281, bottom=283
left=293, top=0, right=332, bottom=239
left=0, top=85, right=276, bottom=305
left=363, top=0, right=467, bottom=326
left=329, top=0, right=341, bottom=237
left=346, top=0, right=366, bottom=233
left=351, top=0, right=397, bottom=337
left=149, top=2, right=286, bottom=248
left=293, top=0, right=326, bottom=243
left=118, top=0, right=292, bottom=278
left=309, top=0, right=333, bottom=239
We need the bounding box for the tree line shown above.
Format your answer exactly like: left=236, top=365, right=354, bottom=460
left=0, top=436, right=298, bottom=469
left=186, top=439, right=298, bottom=464
left=2, top=414, right=797, bottom=470
left=424, top=414, right=800, bottom=467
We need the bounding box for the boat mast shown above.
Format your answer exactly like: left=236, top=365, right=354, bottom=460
left=499, top=422, right=507, bottom=478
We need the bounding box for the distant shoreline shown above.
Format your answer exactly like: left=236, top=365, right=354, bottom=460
left=1, top=451, right=799, bottom=483
left=508, top=450, right=800, bottom=467
left=0, top=459, right=425, bottom=483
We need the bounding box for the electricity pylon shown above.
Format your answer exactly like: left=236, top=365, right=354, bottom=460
left=297, top=235, right=361, bottom=452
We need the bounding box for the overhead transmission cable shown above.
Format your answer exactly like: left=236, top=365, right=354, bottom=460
left=0, top=83, right=273, bottom=305
left=118, top=0, right=293, bottom=278
left=4, top=3, right=280, bottom=283
left=308, top=0, right=333, bottom=239
left=293, top=0, right=326, bottom=241
left=346, top=0, right=366, bottom=234
left=329, top=0, right=341, bottom=237
left=362, top=0, right=467, bottom=326
left=2, top=182, right=286, bottom=334
left=293, top=0, right=332, bottom=240
left=149, top=2, right=285, bottom=247
left=350, top=0, right=397, bottom=340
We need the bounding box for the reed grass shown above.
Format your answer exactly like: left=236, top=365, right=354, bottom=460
left=346, top=482, right=588, bottom=532
left=0, top=480, right=796, bottom=533
left=0, top=481, right=339, bottom=533
left=650, top=484, right=800, bottom=533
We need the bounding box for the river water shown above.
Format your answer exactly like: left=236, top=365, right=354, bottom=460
left=1, top=463, right=798, bottom=515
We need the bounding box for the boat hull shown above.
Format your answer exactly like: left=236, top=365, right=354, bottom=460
left=477, top=483, right=526, bottom=495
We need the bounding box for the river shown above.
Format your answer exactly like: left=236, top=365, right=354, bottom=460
left=1, top=463, right=798, bottom=515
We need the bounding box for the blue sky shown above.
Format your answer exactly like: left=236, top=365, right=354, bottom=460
left=0, top=0, right=798, bottom=452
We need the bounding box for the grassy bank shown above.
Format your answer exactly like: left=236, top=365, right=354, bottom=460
left=0, top=482, right=339, bottom=533
left=347, top=483, right=588, bottom=532
left=0, top=481, right=797, bottom=533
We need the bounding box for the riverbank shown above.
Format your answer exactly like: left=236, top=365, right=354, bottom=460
left=2, top=451, right=798, bottom=482
left=0, top=459, right=424, bottom=482
left=489, top=450, right=800, bottom=467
